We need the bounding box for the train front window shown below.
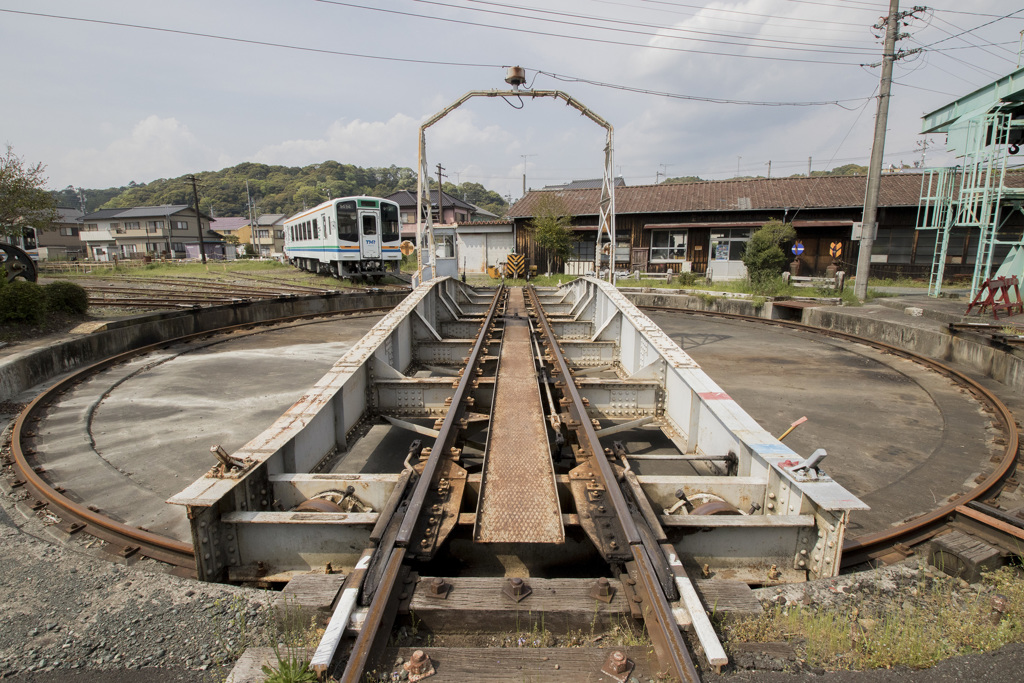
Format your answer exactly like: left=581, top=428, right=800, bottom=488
left=337, top=201, right=358, bottom=242
left=381, top=203, right=400, bottom=241
left=362, top=215, right=378, bottom=236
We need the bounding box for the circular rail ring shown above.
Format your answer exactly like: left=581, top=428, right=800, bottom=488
left=638, top=305, right=1020, bottom=567
left=7, top=301, right=1018, bottom=574
left=7, top=305, right=394, bottom=574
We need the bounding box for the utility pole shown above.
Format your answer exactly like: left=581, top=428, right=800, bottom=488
left=736, top=156, right=742, bottom=177
left=436, top=163, right=447, bottom=225
left=854, top=0, right=922, bottom=299
left=808, top=157, right=812, bottom=178
left=187, top=174, right=207, bottom=263
left=765, top=160, right=772, bottom=178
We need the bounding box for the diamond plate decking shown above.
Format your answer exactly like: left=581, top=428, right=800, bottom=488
left=474, top=288, right=564, bottom=544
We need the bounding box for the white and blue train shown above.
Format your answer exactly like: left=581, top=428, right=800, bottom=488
left=283, top=196, right=402, bottom=280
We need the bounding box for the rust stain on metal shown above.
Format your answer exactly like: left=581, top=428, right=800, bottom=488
left=474, top=287, right=564, bottom=544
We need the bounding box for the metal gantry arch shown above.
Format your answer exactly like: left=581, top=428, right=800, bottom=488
left=415, top=88, right=616, bottom=283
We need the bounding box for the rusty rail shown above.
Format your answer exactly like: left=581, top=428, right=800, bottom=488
left=636, top=305, right=1020, bottom=569
left=530, top=286, right=701, bottom=683
left=6, top=305, right=397, bottom=573
left=338, top=286, right=505, bottom=683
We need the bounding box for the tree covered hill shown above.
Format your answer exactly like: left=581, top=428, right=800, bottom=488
left=52, top=161, right=509, bottom=219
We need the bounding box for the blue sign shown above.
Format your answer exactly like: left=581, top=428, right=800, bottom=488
left=791, top=240, right=804, bottom=256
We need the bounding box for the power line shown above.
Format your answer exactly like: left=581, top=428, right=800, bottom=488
left=0, top=7, right=872, bottom=108
left=426, top=0, right=878, bottom=52
left=0, top=8, right=504, bottom=70
left=313, top=0, right=875, bottom=64
left=536, top=70, right=872, bottom=108
left=919, top=7, right=1024, bottom=49
left=631, top=0, right=867, bottom=28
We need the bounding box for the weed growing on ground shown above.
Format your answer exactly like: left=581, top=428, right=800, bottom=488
left=725, top=567, right=1024, bottom=671
left=210, top=595, right=267, bottom=665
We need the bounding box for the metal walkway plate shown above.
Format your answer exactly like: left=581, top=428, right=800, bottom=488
left=474, top=288, right=564, bottom=544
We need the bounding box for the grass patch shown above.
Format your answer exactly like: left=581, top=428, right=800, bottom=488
left=725, top=567, right=1024, bottom=671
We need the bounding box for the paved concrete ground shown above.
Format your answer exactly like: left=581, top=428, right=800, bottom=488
left=647, top=310, right=1006, bottom=537
left=21, top=313, right=383, bottom=541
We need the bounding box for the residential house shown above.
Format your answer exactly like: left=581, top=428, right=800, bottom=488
left=508, top=173, right=1024, bottom=280
left=385, top=190, right=478, bottom=239
left=252, top=214, right=286, bottom=257
left=14, top=208, right=86, bottom=260
left=80, top=205, right=217, bottom=260
left=210, top=217, right=252, bottom=256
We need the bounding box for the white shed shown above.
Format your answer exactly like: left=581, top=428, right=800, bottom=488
left=454, top=221, right=514, bottom=273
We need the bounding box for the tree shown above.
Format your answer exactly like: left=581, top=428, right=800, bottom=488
left=742, top=219, right=796, bottom=290
left=0, top=145, right=59, bottom=240
left=528, top=193, right=575, bottom=274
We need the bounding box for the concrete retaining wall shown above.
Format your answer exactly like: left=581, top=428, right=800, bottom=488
left=0, top=291, right=408, bottom=402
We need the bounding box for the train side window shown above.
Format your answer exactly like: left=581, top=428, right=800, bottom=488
left=362, top=215, right=378, bottom=236
left=381, top=203, right=400, bottom=241
left=313, top=218, right=318, bottom=239
left=337, top=201, right=358, bottom=242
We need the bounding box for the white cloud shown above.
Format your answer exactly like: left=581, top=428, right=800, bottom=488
left=59, top=116, right=216, bottom=187
left=252, top=113, right=421, bottom=168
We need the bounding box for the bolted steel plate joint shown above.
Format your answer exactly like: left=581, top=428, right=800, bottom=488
left=426, top=577, right=451, bottom=600
left=590, top=577, right=616, bottom=603
left=403, top=649, right=436, bottom=681
left=601, top=650, right=634, bottom=682
left=502, top=576, right=533, bottom=603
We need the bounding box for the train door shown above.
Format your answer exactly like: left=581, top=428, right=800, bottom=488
left=359, top=209, right=381, bottom=259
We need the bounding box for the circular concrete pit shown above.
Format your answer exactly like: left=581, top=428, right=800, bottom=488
left=19, top=308, right=1006, bottom=545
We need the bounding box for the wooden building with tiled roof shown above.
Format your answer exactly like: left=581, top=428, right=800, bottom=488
left=507, top=172, right=1024, bottom=280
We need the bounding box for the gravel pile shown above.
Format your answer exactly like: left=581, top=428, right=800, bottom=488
left=0, top=430, right=274, bottom=682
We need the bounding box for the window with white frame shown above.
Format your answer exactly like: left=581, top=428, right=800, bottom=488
left=173, top=220, right=188, bottom=230
left=60, top=227, right=80, bottom=236
left=710, top=228, right=751, bottom=261
left=146, top=220, right=164, bottom=232
left=124, top=221, right=140, bottom=229
left=274, top=230, right=284, bottom=240
left=256, top=229, right=270, bottom=239
left=171, top=242, right=185, bottom=253
left=650, top=229, right=688, bottom=261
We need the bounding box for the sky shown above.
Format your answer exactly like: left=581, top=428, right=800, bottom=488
left=2, top=0, right=1023, bottom=206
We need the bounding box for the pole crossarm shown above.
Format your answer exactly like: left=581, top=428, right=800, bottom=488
left=416, top=89, right=616, bottom=283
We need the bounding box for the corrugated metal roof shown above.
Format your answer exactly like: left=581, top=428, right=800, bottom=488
left=508, top=173, right=961, bottom=218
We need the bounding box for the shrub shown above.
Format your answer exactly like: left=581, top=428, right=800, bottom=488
left=44, top=280, right=89, bottom=314
left=0, top=279, right=47, bottom=324
left=743, top=220, right=796, bottom=284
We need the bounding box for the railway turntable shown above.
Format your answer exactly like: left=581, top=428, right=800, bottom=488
left=170, top=276, right=867, bottom=681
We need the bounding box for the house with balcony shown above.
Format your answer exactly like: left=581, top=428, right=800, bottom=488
left=253, top=214, right=286, bottom=257
left=80, top=205, right=216, bottom=260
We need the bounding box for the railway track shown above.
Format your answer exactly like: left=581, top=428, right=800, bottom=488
left=5, top=289, right=1023, bottom=680
left=57, top=273, right=410, bottom=309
